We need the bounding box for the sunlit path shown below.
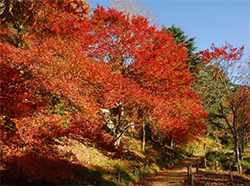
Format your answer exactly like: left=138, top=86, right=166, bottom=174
left=133, top=157, right=199, bottom=186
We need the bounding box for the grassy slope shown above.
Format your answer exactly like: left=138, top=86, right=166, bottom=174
left=57, top=136, right=185, bottom=185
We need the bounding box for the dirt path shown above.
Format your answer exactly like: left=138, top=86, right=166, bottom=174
left=133, top=157, right=199, bottom=186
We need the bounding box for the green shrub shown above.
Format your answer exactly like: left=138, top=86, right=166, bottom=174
left=205, top=151, right=228, bottom=169
left=206, top=151, right=224, bottom=161
left=185, top=137, right=222, bottom=156
left=241, top=158, right=250, bottom=170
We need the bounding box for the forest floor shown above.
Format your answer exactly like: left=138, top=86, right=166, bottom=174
left=2, top=137, right=250, bottom=185
left=133, top=157, right=250, bottom=186
left=1, top=137, right=185, bottom=185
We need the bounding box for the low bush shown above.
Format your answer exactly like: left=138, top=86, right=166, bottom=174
left=205, top=151, right=228, bottom=169
left=241, top=157, right=250, bottom=170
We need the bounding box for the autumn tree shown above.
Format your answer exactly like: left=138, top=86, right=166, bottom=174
left=1, top=1, right=207, bottom=155
left=89, top=6, right=153, bottom=146
left=0, top=1, right=124, bottom=183
left=197, top=43, right=249, bottom=162
left=128, top=27, right=207, bottom=145
left=229, top=87, right=250, bottom=160
left=89, top=6, right=207, bottom=147
left=0, top=0, right=120, bottom=161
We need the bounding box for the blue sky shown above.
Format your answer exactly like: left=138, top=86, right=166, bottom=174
left=87, top=0, right=250, bottom=60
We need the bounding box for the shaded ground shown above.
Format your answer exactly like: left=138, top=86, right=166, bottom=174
left=0, top=152, right=117, bottom=185
left=0, top=138, right=183, bottom=186
left=133, top=157, right=250, bottom=186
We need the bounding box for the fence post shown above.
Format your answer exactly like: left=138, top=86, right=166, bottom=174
left=229, top=161, right=234, bottom=185
left=196, top=160, right=199, bottom=172
left=187, top=165, right=190, bottom=180
left=190, top=174, right=194, bottom=186
left=215, top=161, right=218, bottom=171
left=187, top=164, right=192, bottom=180
left=190, top=164, right=192, bottom=175
left=117, top=173, right=120, bottom=183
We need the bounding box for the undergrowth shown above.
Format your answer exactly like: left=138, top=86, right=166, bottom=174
left=57, top=136, right=184, bottom=185
left=1, top=136, right=184, bottom=185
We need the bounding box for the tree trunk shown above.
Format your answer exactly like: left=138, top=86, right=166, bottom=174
left=170, top=138, right=174, bottom=148
left=239, top=132, right=245, bottom=160
left=113, top=101, right=124, bottom=147
left=114, top=132, right=123, bottom=146
left=142, top=122, right=145, bottom=152
left=234, top=133, right=240, bottom=163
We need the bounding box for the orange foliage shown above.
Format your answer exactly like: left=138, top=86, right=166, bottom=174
left=197, top=43, right=244, bottom=63
left=1, top=4, right=207, bottom=147
left=88, top=6, right=206, bottom=143
left=0, top=2, right=208, bottom=184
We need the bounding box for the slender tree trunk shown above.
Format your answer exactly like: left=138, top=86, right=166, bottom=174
left=239, top=132, right=245, bottom=160
left=113, top=101, right=124, bottom=147
left=142, top=122, right=145, bottom=152
left=171, top=138, right=174, bottom=148
left=222, top=104, right=241, bottom=163
left=234, top=133, right=240, bottom=163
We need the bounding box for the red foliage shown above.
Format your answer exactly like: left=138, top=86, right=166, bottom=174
left=0, top=60, right=44, bottom=118
left=0, top=3, right=208, bottom=184
left=0, top=2, right=207, bottom=147
left=0, top=1, right=120, bottom=152
left=228, top=86, right=250, bottom=129
left=0, top=2, right=114, bottom=184
left=89, top=6, right=206, bottom=143
left=197, top=43, right=244, bottom=63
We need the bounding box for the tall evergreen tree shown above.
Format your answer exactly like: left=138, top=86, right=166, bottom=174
left=166, top=25, right=200, bottom=72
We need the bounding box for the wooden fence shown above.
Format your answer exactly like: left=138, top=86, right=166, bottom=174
left=187, top=158, right=243, bottom=186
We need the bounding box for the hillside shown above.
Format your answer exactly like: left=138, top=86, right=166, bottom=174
left=1, top=136, right=184, bottom=185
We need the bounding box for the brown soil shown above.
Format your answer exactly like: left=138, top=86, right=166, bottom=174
left=133, top=157, right=200, bottom=186
left=133, top=157, right=250, bottom=186
left=194, top=170, right=250, bottom=186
